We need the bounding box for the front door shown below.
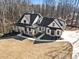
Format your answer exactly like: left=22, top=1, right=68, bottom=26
left=51, top=30, right=54, bottom=35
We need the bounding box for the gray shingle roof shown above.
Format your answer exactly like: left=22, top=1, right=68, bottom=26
left=38, top=17, right=54, bottom=27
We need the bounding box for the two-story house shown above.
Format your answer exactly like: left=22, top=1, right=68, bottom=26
left=14, top=13, right=66, bottom=40
left=15, top=13, right=43, bottom=37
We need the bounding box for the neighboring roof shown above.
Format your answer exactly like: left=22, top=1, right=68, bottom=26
left=57, top=19, right=63, bottom=26
left=17, top=13, right=41, bottom=25
left=54, top=19, right=64, bottom=30
left=30, top=14, right=38, bottom=24
left=58, top=19, right=65, bottom=26
left=38, top=17, right=64, bottom=30
left=38, top=17, right=54, bottom=27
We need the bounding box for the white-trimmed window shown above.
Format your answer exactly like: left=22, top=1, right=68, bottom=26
left=25, top=27, right=27, bottom=32
left=39, top=27, right=43, bottom=32
left=51, top=30, right=54, bottom=35
left=55, top=29, right=62, bottom=36
left=48, top=29, right=50, bottom=33
left=46, top=28, right=51, bottom=35
left=29, top=28, right=31, bottom=31
left=57, top=31, right=60, bottom=35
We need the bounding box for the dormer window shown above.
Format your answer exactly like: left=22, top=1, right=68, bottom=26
left=24, top=20, right=26, bottom=24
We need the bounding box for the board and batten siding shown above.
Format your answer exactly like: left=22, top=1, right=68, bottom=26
left=15, top=26, right=20, bottom=32
left=15, top=26, right=25, bottom=33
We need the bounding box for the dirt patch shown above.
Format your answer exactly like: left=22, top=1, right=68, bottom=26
left=0, top=38, right=72, bottom=59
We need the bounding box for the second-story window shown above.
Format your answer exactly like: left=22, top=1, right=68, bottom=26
left=24, top=20, right=26, bottom=24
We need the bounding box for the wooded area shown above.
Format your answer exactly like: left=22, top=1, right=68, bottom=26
left=0, top=0, right=79, bottom=34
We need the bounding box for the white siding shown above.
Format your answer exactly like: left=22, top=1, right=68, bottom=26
left=21, top=15, right=30, bottom=24
left=31, top=29, right=34, bottom=35
left=27, top=28, right=32, bottom=32
left=19, top=27, right=25, bottom=33
left=27, top=28, right=29, bottom=32
left=14, top=26, right=18, bottom=32
left=32, top=30, right=34, bottom=35
left=48, top=21, right=60, bottom=28
left=15, top=26, right=25, bottom=33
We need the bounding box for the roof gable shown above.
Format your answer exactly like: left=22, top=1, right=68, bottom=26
left=17, top=13, right=41, bottom=26
left=21, top=15, right=30, bottom=24
left=48, top=20, right=60, bottom=28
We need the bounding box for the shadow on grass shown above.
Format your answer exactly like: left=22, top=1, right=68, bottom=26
left=0, top=30, right=26, bottom=41
left=0, top=31, right=61, bottom=44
